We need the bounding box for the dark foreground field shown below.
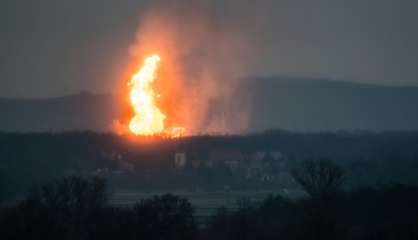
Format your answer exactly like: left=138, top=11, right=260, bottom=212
left=1, top=171, right=418, bottom=240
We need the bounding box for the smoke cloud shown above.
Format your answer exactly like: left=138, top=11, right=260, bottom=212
left=126, top=0, right=273, bottom=134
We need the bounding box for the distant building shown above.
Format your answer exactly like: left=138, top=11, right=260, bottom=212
left=271, top=151, right=283, bottom=161
left=99, top=150, right=134, bottom=173
left=174, top=152, right=187, bottom=170
left=209, top=148, right=244, bottom=172
left=172, top=148, right=289, bottom=182
left=251, top=152, right=266, bottom=162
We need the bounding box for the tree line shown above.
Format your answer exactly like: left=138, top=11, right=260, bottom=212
left=2, top=131, right=418, bottom=199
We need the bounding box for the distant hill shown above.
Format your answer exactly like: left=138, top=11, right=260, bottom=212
left=247, top=77, right=418, bottom=132
left=0, top=92, right=124, bottom=132
left=1, top=77, right=418, bottom=132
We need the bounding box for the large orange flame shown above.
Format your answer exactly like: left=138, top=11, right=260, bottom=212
left=128, top=54, right=165, bottom=135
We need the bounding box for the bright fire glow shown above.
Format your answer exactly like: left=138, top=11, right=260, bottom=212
left=128, top=54, right=185, bottom=137
left=128, top=54, right=165, bottom=135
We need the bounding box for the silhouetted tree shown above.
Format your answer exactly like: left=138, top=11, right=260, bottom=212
left=292, top=159, right=348, bottom=240
left=0, top=171, right=5, bottom=204
left=27, top=175, right=107, bottom=212
left=132, top=194, right=197, bottom=240
left=292, top=159, right=345, bottom=200
left=0, top=176, right=107, bottom=240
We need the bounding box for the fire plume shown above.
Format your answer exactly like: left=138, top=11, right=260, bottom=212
left=128, top=54, right=165, bottom=135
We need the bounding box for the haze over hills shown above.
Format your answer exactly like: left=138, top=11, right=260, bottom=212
left=1, top=77, right=418, bottom=133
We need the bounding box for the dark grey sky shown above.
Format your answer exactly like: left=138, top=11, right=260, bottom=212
left=1, top=0, right=418, bottom=97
